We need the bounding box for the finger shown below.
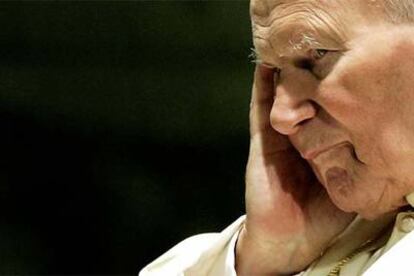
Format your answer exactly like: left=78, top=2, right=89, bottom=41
left=249, top=65, right=277, bottom=137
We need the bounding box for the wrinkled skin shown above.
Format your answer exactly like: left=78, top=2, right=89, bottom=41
left=236, top=0, right=414, bottom=275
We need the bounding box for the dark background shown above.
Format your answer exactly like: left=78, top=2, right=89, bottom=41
left=0, top=1, right=252, bottom=274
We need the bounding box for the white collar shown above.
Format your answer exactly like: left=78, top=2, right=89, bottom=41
left=405, top=192, right=414, bottom=207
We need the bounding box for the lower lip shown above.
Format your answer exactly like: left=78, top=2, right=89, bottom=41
left=305, top=142, right=350, bottom=160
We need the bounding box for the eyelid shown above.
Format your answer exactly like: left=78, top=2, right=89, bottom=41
left=309, top=48, right=332, bottom=60
left=313, top=49, right=328, bottom=60
left=309, top=48, right=342, bottom=60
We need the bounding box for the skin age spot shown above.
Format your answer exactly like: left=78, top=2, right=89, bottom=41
left=325, top=167, right=353, bottom=197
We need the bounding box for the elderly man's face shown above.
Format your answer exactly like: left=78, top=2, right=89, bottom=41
left=252, top=0, right=414, bottom=219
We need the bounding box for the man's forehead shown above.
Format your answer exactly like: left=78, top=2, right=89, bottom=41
left=249, top=0, right=383, bottom=18
left=250, top=0, right=385, bottom=66
left=251, top=0, right=348, bottom=65
left=250, top=0, right=333, bottom=19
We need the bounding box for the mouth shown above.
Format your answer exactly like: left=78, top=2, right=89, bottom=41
left=301, top=141, right=351, bottom=160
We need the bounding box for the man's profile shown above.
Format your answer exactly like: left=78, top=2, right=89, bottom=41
left=141, top=1, right=414, bottom=275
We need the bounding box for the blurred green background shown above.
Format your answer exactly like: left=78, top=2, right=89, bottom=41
left=0, top=1, right=253, bottom=274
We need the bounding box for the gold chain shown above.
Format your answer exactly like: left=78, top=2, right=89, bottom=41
left=326, top=213, right=400, bottom=276
left=327, top=239, right=375, bottom=276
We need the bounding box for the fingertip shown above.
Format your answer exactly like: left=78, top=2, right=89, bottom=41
left=257, top=64, right=274, bottom=79
left=255, top=64, right=276, bottom=93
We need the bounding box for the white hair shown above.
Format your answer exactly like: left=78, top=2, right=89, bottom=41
left=385, top=0, right=414, bottom=23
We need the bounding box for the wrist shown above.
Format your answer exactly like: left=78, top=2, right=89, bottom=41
left=235, top=226, right=289, bottom=276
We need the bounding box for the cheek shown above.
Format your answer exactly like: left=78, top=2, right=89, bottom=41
left=317, top=54, right=390, bottom=126
left=324, top=60, right=414, bottom=174
left=317, top=55, right=403, bottom=163
left=333, top=39, right=414, bottom=115
left=338, top=58, right=393, bottom=106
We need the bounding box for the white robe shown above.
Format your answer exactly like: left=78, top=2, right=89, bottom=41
left=140, top=207, right=414, bottom=276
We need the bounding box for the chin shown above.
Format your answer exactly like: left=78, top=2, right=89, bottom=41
left=312, top=161, right=404, bottom=220
left=327, top=192, right=357, bottom=213
left=356, top=210, right=385, bottom=221
left=329, top=193, right=404, bottom=221
left=330, top=196, right=382, bottom=220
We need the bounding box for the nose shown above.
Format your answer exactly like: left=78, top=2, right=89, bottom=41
left=270, top=85, right=318, bottom=135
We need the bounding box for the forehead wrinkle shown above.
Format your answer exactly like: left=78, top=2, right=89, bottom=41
left=273, top=7, right=346, bottom=53
left=250, top=0, right=289, bottom=24
left=252, top=35, right=279, bottom=67
left=254, top=1, right=349, bottom=60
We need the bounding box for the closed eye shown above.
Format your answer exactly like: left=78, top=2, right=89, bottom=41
left=311, top=49, right=329, bottom=60
left=291, top=49, right=338, bottom=80
left=292, top=49, right=332, bottom=71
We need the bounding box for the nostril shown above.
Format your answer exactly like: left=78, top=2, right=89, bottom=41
left=270, top=101, right=318, bottom=135
left=270, top=109, right=301, bottom=135
left=297, top=118, right=312, bottom=126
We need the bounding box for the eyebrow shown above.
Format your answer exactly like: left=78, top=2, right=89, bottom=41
left=269, top=21, right=346, bottom=55
left=249, top=48, right=262, bottom=65
left=249, top=47, right=278, bottom=68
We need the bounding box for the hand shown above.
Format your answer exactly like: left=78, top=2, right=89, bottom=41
left=235, top=65, right=355, bottom=275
